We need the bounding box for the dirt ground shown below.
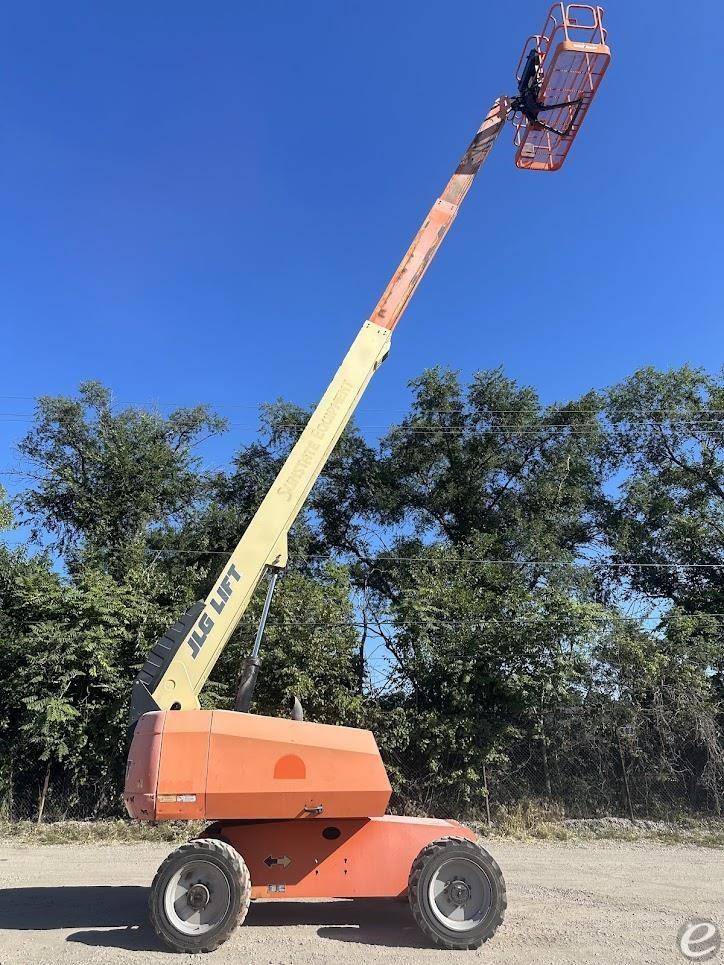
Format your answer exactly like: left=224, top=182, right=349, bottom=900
left=0, top=837, right=721, bottom=965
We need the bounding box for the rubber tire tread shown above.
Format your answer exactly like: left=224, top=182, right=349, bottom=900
left=149, top=837, right=251, bottom=953
left=408, top=835, right=506, bottom=951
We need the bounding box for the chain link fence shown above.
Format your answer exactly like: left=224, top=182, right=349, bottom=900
left=0, top=767, right=121, bottom=823
left=2, top=706, right=722, bottom=824
left=385, top=706, right=723, bottom=822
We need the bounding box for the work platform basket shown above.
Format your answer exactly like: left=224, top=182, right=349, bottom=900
left=512, top=4, right=611, bottom=171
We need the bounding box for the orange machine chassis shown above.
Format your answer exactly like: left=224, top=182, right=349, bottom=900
left=125, top=710, right=478, bottom=900
left=204, top=816, right=476, bottom=900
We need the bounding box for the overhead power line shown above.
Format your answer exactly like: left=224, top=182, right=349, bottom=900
left=138, top=547, right=724, bottom=568
left=0, top=413, right=722, bottom=429
left=1, top=393, right=723, bottom=416
left=214, top=611, right=724, bottom=632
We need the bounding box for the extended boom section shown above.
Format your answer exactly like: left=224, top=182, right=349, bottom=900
left=129, top=99, right=509, bottom=727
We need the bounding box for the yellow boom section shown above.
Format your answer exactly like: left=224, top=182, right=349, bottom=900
left=129, top=99, right=508, bottom=723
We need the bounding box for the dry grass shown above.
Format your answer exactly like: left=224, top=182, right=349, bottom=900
left=2, top=809, right=722, bottom=848
left=468, top=800, right=724, bottom=848
left=0, top=819, right=205, bottom=845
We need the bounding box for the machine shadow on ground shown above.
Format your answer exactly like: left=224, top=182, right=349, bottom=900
left=0, top=885, right=164, bottom=952
left=0, top=887, right=428, bottom=951
left=248, top=899, right=429, bottom=949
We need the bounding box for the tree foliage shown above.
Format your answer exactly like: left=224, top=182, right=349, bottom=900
left=0, top=366, right=721, bottom=820
left=17, top=381, right=226, bottom=574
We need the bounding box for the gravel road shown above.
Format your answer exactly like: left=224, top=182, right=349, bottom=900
left=0, top=837, right=721, bottom=965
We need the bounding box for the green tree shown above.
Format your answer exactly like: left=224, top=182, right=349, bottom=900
left=329, top=368, right=614, bottom=812
left=602, top=366, right=723, bottom=699
left=368, top=367, right=604, bottom=557
left=18, top=381, right=226, bottom=575
left=2, top=388, right=366, bottom=816
left=0, top=551, right=188, bottom=816
left=2, top=386, right=230, bottom=814
left=603, top=365, right=723, bottom=615
left=2, top=366, right=722, bottom=821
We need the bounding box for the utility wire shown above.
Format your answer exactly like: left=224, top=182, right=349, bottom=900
left=135, top=548, right=724, bottom=567
left=0, top=414, right=722, bottom=429
left=1, top=394, right=722, bottom=416
left=98, top=609, right=720, bottom=634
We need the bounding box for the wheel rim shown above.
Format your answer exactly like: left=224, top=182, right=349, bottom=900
left=163, top=859, right=232, bottom=936
left=427, top=856, right=493, bottom=932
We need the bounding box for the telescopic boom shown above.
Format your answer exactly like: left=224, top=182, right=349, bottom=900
left=129, top=98, right=509, bottom=726
left=130, top=3, right=612, bottom=727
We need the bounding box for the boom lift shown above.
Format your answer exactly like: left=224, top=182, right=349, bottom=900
left=125, top=4, right=610, bottom=953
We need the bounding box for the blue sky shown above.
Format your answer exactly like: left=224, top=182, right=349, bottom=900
left=1, top=0, right=722, bottom=500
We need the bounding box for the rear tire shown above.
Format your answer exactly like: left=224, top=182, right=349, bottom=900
left=149, top=838, right=251, bottom=953
left=408, top=836, right=506, bottom=950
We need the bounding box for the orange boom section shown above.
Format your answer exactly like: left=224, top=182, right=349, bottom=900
left=368, top=99, right=509, bottom=333
left=512, top=4, right=610, bottom=171
left=124, top=710, right=392, bottom=822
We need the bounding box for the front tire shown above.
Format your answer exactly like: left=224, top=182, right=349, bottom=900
left=149, top=838, right=251, bottom=953
left=408, top=836, right=506, bottom=950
